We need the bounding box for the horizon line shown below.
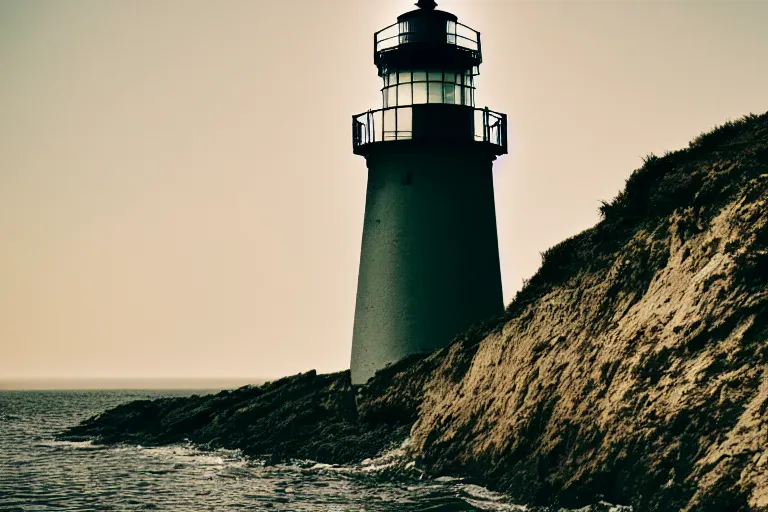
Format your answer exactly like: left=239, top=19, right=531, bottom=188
left=0, top=377, right=274, bottom=391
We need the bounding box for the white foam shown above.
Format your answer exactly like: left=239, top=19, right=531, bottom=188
left=559, top=502, right=633, bottom=512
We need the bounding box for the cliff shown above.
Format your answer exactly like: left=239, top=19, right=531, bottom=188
left=408, top=112, right=768, bottom=511
left=61, top=112, right=768, bottom=511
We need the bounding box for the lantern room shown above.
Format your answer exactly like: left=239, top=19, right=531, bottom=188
left=352, top=0, right=507, bottom=157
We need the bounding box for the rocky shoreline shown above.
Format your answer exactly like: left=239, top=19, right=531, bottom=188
left=60, top=354, right=437, bottom=466
left=61, top=112, right=768, bottom=511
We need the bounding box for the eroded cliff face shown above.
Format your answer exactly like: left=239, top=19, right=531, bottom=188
left=407, top=114, right=768, bottom=511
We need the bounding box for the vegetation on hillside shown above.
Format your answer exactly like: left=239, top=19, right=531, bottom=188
left=504, top=112, right=768, bottom=321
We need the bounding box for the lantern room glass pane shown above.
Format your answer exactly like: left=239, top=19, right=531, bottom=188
left=428, top=71, right=442, bottom=81
left=467, top=87, right=474, bottom=106
left=390, top=72, right=398, bottom=85
left=443, top=83, right=455, bottom=104
left=428, top=82, right=442, bottom=103
left=413, top=71, right=426, bottom=82
left=383, top=108, right=396, bottom=140
left=397, top=107, right=412, bottom=136
left=413, top=82, right=427, bottom=104
left=397, top=84, right=412, bottom=106
left=399, top=71, right=412, bottom=84
left=386, top=87, right=396, bottom=108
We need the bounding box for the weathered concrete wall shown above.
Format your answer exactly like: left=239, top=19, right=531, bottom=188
left=351, top=144, right=504, bottom=385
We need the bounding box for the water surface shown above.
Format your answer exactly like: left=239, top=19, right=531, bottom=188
left=0, top=390, right=629, bottom=511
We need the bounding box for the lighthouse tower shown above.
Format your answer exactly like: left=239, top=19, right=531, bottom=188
left=350, top=0, right=507, bottom=385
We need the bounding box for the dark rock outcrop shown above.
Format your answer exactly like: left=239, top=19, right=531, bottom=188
left=64, top=370, right=372, bottom=463
left=60, top=353, right=441, bottom=465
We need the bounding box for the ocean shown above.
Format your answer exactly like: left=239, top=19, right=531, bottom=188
left=0, top=390, right=630, bottom=511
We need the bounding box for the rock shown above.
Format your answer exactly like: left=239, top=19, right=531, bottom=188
left=58, top=361, right=434, bottom=466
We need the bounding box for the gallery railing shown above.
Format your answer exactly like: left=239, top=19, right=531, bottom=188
left=375, top=20, right=481, bottom=54
left=352, top=105, right=507, bottom=154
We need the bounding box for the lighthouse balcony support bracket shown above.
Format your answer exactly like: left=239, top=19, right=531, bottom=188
left=352, top=104, right=507, bottom=157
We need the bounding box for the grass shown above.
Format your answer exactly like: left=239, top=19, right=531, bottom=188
left=503, top=111, right=768, bottom=321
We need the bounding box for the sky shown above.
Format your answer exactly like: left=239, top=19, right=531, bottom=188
left=1, top=0, right=767, bottom=384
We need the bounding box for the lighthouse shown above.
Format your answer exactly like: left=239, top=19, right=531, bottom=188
left=350, top=0, right=507, bottom=385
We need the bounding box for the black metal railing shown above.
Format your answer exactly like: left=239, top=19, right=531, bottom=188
left=352, top=105, right=506, bottom=154
left=375, top=20, right=480, bottom=54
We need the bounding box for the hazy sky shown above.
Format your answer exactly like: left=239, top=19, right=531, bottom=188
left=1, top=0, right=766, bottom=382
